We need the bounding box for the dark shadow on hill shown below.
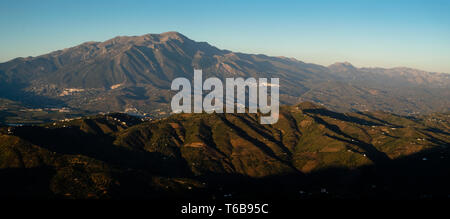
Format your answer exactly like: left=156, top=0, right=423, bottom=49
left=355, top=111, right=396, bottom=127
left=218, top=114, right=296, bottom=168
left=307, top=114, right=391, bottom=164
left=0, top=137, right=448, bottom=200
left=425, top=127, right=450, bottom=136
left=2, top=121, right=449, bottom=200
left=303, top=108, right=382, bottom=126
left=13, top=126, right=192, bottom=177
left=194, top=146, right=450, bottom=200
left=234, top=113, right=293, bottom=157
left=121, top=86, right=149, bottom=100
left=326, top=134, right=391, bottom=164
left=0, top=82, right=67, bottom=108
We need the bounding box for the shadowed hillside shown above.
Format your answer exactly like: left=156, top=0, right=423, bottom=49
left=0, top=103, right=448, bottom=199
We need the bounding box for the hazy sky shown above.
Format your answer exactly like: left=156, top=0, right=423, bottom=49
left=1, top=0, right=449, bottom=72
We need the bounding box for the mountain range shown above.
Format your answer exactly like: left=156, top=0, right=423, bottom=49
left=0, top=32, right=449, bottom=200
left=0, top=32, right=449, bottom=125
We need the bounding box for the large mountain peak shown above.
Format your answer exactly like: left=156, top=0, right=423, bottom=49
left=159, top=31, right=188, bottom=40
left=328, top=61, right=357, bottom=71
left=98, top=31, right=191, bottom=48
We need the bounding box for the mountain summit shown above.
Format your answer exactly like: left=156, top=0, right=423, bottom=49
left=328, top=61, right=357, bottom=71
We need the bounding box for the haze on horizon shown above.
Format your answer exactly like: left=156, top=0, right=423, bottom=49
left=0, top=0, right=449, bottom=73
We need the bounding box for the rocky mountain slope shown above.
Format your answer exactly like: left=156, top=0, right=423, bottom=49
left=0, top=32, right=449, bottom=121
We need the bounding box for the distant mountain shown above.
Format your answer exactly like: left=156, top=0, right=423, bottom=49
left=0, top=31, right=449, bottom=121
left=1, top=103, right=449, bottom=199
left=329, top=62, right=450, bottom=87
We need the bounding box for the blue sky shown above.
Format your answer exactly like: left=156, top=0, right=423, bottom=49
left=1, top=0, right=449, bottom=72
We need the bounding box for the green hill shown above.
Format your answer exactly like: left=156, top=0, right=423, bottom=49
left=0, top=103, right=449, bottom=199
